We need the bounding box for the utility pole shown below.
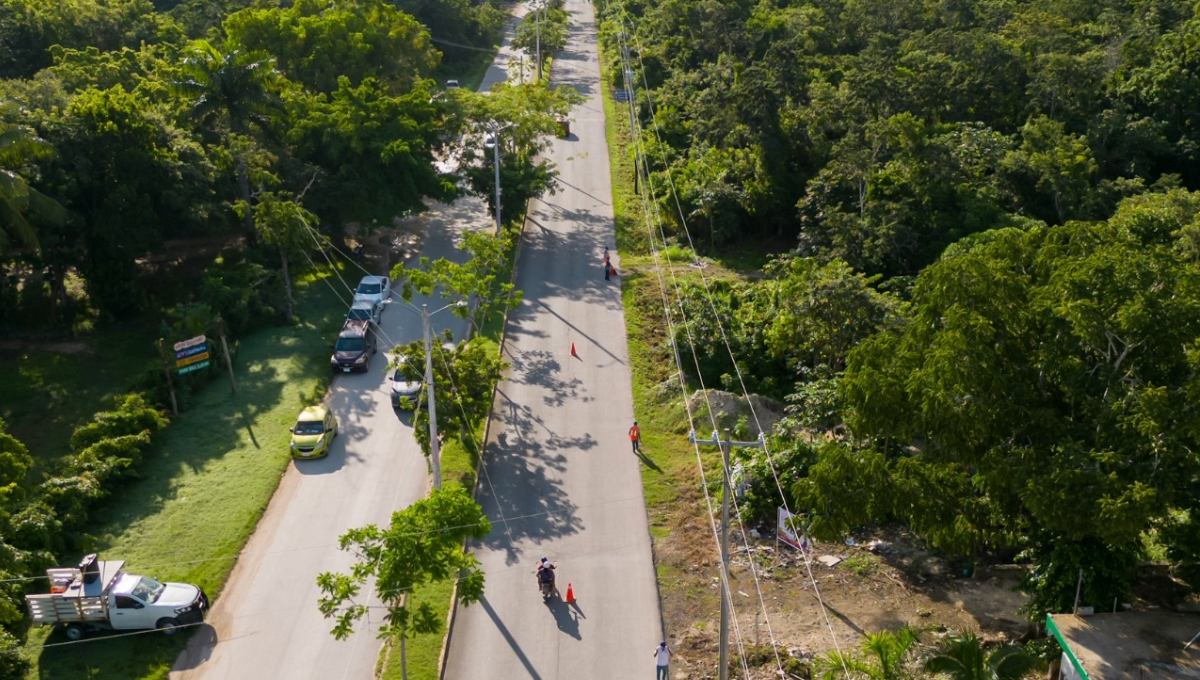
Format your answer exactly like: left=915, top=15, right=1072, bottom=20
left=158, top=339, right=179, bottom=416
left=409, top=299, right=465, bottom=489
left=493, top=130, right=502, bottom=234
left=486, top=121, right=511, bottom=235
left=422, top=303, right=442, bottom=489
left=690, top=429, right=764, bottom=680
left=535, top=1, right=542, bottom=84
left=218, top=316, right=236, bottom=394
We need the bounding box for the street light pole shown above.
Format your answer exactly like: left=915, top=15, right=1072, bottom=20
left=421, top=303, right=442, bottom=489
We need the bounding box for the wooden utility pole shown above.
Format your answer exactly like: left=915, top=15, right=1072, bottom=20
left=689, top=429, right=765, bottom=680
left=158, top=338, right=179, bottom=416
left=218, top=316, right=236, bottom=394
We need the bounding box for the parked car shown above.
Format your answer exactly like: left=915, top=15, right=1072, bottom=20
left=391, top=355, right=423, bottom=409
left=446, top=79, right=460, bottom=89
left=353, top=275, right=390, bottom=310
left=346, top=299, right=381, bottom=324
left=330, top=319, right=377, bottom=373
left=289, top=405, right=338, bottom=459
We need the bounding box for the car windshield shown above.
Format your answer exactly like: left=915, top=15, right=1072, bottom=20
left=130, top=576, right=166, bottom=604
left=357, top=283, right=381, bottom=295
left=347, top=308, right=371, bottom=321
left=336, top=337, right=365, bottom=352
left=294, top=420, right=325, bottom=435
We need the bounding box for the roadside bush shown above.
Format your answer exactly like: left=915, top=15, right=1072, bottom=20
left=0, top=628, right=29, bottom=680
left=735, top=437, right=817, bottom=526
left=6, top=501, right=62, bottom=555
left=37, top=474, right=108, bottom=532
left=69, top=432, right=148, bottom=480
left=68, top=393, right=167, bottom=451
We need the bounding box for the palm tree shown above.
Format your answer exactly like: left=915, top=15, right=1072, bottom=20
left=174, top=40, right=283, bottom=235
left=817, top=627, right=926, bottom=680
left=0, top=114, right=66, bottom=254
left=924, top=632, right=1038, bottom=680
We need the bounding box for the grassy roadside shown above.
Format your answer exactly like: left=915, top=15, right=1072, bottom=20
left=596, top=9, right=733, bottom=653
left=24, top=270, right=346, bottom=680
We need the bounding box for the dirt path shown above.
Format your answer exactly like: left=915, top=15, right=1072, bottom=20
left=660, top=526, right=1032, bottom=679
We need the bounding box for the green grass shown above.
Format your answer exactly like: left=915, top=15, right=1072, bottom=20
left=379, top=577, right=457, bottom=680
left=437, top=47, right=497, bottom=93
left=26, top=272, right=346, bottom=680
left=0, top=323, right=160, bottom=474
left=840, top=553, right=881, bottom=577
left=598, top=47, right=649, bottom=255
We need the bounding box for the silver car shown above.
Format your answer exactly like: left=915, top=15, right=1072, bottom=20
left=353, top=275, right=391, bottom=311
left=390, top=355, right=423, bottom=409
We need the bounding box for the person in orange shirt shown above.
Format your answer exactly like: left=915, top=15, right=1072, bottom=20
left=629, top=420, right=641, bottom=453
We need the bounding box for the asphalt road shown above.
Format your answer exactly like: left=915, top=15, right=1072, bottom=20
left=443, top=1, right=664, bottom=679
left=170, top=198, right=487, bottom=680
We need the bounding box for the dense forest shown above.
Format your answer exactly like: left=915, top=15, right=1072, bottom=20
left=0, top=0, right=581, bottom=673
left=598, top=0, right=1200, bottom=615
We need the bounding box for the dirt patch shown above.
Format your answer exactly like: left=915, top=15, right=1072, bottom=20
left=685, top=389, right=788, bottom=437
left=0, top=340, right=93, bottom=355
left=657, top=524, right=1032, bottom=680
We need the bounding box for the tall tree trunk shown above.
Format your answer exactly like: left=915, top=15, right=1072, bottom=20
left=46, top=266, right=62, bottom=327
left=236, top=155, right=254, bottom=237
left=400, top=626, right=408, bottom=680
left=280, top=248, right=294, bottom=323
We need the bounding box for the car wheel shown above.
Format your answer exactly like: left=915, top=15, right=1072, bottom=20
left=64, top=624, right=84, bottom=641
left=156, top=618, right=180, bottom=635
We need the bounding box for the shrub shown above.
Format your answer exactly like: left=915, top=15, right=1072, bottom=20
left=0, top=628, right=29, bottom=680
left=69, top=394, right=167, bottom=451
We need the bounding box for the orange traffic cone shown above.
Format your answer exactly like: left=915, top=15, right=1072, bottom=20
left=565, top=583, right=576, bottom=603
left=570, top=343, right=578, bottom=358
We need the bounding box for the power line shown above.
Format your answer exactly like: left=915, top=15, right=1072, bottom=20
left=613, top=3, right=852, bottom=673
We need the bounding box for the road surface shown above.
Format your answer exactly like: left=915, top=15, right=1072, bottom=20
left=170, top=198, right=487, bottom=680
left=443, top=0, right=663, bottom=679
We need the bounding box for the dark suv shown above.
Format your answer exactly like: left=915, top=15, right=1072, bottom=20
left=330, top=319, right=377, bottom=373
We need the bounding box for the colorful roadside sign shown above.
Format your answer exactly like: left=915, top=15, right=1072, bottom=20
left=175, top=344, right=208, bottom=360
left=177, top=360, right=211, bottom=375
left=176, top=351, right=210, bottom=368
left=174, top=335, right=206, bottom=352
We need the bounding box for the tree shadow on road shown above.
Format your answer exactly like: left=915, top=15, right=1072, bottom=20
left=473, top=387, right=590, bottom=562
left=505, top=347, right=589, bottom=408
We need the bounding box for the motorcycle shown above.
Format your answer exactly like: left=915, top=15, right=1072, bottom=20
left=535, top=563, right=557, bottom=600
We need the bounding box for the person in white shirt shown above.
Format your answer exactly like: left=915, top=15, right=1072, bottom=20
left=653, top=641, right=672, bottom=680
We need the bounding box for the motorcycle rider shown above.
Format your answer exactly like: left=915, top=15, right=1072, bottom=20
left=535, top=557, right=556, bottom=593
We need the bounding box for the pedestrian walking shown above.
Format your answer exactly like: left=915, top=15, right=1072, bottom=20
left=629, top=420, right=641, bottom=454
left=653, top=641, right=672, bottom=680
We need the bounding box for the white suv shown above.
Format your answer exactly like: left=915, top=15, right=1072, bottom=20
left=353, top=276, right=390, bottom=312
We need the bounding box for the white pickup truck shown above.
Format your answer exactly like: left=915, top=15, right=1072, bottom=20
left=25, top=553, right=209, bottom=640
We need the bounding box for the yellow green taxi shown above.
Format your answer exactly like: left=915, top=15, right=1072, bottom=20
left=289, top=405, right=337, bottom=459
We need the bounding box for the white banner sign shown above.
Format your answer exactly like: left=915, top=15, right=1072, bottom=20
left=777, top=507, right=812, bottom=553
